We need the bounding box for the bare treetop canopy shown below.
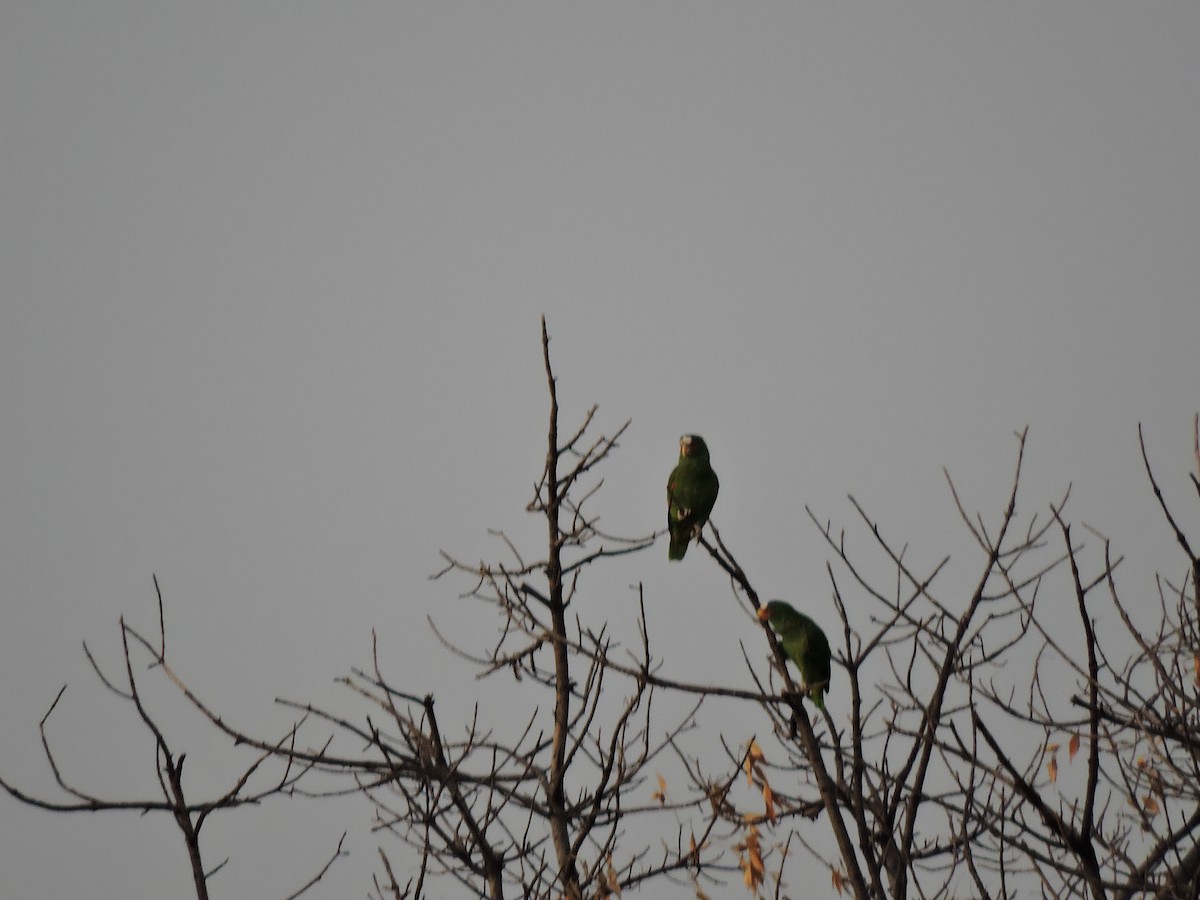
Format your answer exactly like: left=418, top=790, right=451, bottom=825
left=4, top=320, right=1199, bottom=900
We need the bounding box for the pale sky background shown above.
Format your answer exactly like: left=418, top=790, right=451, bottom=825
left=2, top=4, right=1199, bottom=898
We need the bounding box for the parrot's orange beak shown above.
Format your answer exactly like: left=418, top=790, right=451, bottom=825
left=756, top=607, right=770, bottom=623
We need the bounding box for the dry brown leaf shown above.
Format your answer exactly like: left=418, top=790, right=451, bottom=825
left=693, top=881, right=712, bottom=900
left=1148, top=767, right=1164, bottom=798
left=1144, top=795, right=1161, bottom=817
left=762, top=782, right=777, bottom=824
left=739, top=824, right=765, bottom=894
left=1048, top=756, right=1058, bottom=783
left=601, top=854, right=622, bottom=896
left=745, top=739, right=766, bottom=787
left=832, top=868, right=846, bottom=895
left=652, top=772, right=668, bottom=807
left=1068, top=733, right=1081, bottom=762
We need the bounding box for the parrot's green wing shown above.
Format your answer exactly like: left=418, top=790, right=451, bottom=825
left=760, top=600, right=832, bottom=710
left=666, top=434, right=719, bottom=560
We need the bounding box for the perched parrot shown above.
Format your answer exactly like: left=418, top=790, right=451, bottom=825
left=757, top=600, right=832, bottom=710
left=666, top=434, right=719, bottom=561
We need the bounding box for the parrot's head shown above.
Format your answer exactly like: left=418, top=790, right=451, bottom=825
left=758, top=601, right=791, bottom=626
left=679, top=434, right=710, bottom=460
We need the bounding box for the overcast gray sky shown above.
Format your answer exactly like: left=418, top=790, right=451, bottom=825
left=2, top=3, right=1199, bottom=897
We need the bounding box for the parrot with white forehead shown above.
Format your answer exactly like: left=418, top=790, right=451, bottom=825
left=666, top=434, right=719, bottom=560
left=758, top=600, right=832, bottom=710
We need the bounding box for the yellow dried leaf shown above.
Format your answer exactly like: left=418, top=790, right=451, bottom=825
left=762, top=782, right=777, bottom=824
left=740, top=824, right=765, bottom=894
left=1068, top=734, right=1081, bottom=762
left=1137, top=756, right=1149, bottom=769
left=1144, top=795, right=1161, bottom=816
left=1148, top=768, right=1164, bottom=796
left=748, top=851, right=764, bottom=881
left=1046, top=743, right=1060, bottom=753
left=1048, top=756, right=1058, bottom=783
left=692, top=882, right=712, bottom=900
left=744, top=823, right=761, bottom=851
left=652, top=772, right=668, bottom=806
left=603, top=855, right=622, bottom=896
left=744, top=739, right=765, bottom=786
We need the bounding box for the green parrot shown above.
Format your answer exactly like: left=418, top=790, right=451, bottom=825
left=666, top=434, right=719, bottom=561
left=758, top=600, right=831, bottom=710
